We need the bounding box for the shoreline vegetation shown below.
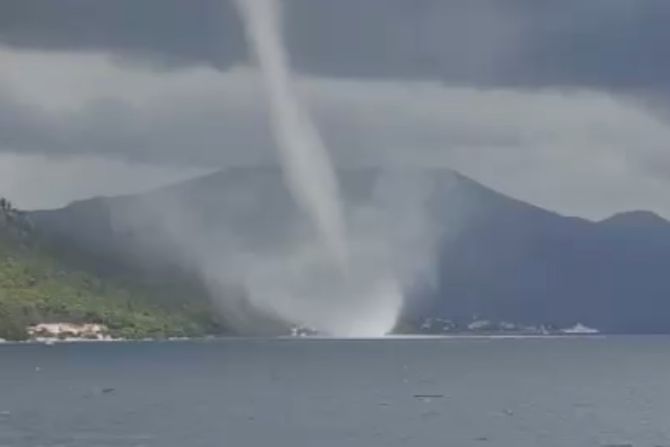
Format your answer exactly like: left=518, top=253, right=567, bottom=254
left=1, top=197, right=603, bottom=342
left=0, top=198, right=224, bottom=342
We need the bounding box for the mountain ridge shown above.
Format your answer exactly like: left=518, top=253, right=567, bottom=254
left=25, top=166, right=670, bottom=334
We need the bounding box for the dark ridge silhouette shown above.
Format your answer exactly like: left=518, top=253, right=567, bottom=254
left=29, top=167, right=670, bottom=334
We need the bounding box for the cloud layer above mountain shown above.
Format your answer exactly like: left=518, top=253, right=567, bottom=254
left=2, top=0, right=670, bottom=218
left=4, top=0, right=670, bottom=92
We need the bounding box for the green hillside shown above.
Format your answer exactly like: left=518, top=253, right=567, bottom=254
left=0, top=198, right=223, bottom=341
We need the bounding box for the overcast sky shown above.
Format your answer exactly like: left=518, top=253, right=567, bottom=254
left=2, top=0, right=670, bottom=218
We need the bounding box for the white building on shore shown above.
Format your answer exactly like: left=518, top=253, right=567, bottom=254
left=27, top=323, right=111, bottom=340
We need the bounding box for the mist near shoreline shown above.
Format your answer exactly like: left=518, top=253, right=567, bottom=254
left=95, top=1, right=442, bottom=337
left=225, top=0, right=410, bottom=336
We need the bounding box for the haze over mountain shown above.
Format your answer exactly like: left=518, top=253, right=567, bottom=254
left=0, top=196, right=223, bottom=341
left=28, top=167, right=670, bottom=334
left=3, top=1, right=670, bottom=341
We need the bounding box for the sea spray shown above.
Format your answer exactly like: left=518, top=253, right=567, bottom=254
left=230, top=0, right=405, bottom=336
left=103, top=4, right=438, bottom=335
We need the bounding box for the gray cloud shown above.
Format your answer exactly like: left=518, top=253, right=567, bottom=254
left=0, top=0, right=245, bottom=69
left=0, top=152, right=206, bottom=209
left=2, top=54, right=670, bottom=219
left=2, top=1, right=670, bottom=219
left=0, top=70, right=273, bottom=165
left=2, top=0, right=670, bottom=93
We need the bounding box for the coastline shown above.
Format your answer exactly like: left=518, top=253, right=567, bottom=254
left=0, top=333, right=613, bottom=347
left=0, top=336, right=213, bottom=346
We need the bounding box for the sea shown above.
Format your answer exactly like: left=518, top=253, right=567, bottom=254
left=1, top=336, right=669, bottom=447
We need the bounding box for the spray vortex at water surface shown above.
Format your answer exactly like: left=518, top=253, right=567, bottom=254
left=233, top=0, right=404, bottom=336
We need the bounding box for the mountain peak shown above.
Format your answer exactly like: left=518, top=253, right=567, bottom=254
left=600, top=210, right=670, bottom=229
left=27, top=168, right=670, bottom=334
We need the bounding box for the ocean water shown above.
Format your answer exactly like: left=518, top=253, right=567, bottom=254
left=1, top=337, right=670, bottom=447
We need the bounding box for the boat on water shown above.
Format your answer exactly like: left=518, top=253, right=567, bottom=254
left=560, top=323, right=600, bottom=335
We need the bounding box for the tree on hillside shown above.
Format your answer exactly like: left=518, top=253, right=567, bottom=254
left=0, top=198, right=13, bottom=213
left=0, top=197, right=33, bottom=240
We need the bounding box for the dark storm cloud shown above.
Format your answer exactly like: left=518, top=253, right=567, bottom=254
left=0, top=0, right=246, bottom=69
left=2, top=0, right=670, bottom=91
left=3, top=0, right=670, bottom=219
